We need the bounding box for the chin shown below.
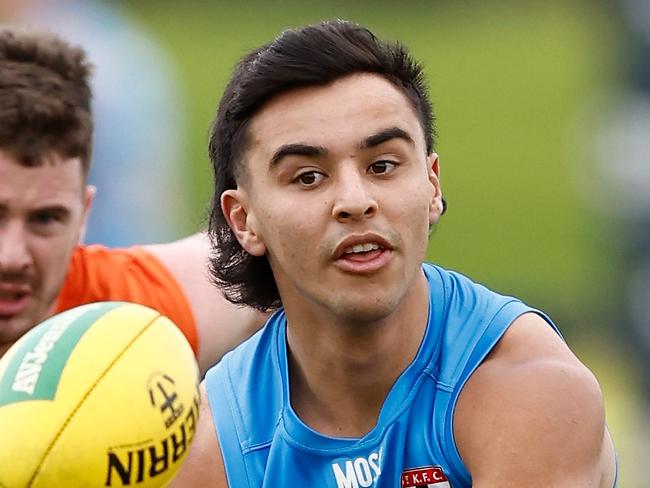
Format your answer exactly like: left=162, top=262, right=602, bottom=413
left=333, top=295, right=401, bottom=324
left=0, top=313, right=38, bottom=346
left=0, top=318, right=25, bottom=349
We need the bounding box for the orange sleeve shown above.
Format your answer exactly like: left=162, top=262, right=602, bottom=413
left=55, top=245, right=199, bottom=356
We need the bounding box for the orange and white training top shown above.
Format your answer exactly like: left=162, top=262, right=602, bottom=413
left=54, top=245, right=199, bottom=356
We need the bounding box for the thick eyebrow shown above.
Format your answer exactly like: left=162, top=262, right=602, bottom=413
left=359, top=127, right=415, bottom=150
left=29, top=205, right=71, bottom=220
left=269, top=143, right=328, bottom=169
left=268, top=127, right=414, bottom=169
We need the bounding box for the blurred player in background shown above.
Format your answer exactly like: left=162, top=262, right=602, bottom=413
left=0, top=0, right=189, bottom=247
left=0, top=28, right=265, bottom=374
left=172, top=20, right=616, bottom=487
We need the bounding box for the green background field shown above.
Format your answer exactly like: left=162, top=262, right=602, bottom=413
left=117, top=1, right=645, bottom=484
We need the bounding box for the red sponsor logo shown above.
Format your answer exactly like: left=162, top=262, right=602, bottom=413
left=401, top=466, right=449, bottom=487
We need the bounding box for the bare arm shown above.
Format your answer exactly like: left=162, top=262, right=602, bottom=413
left=454, top=313, right=616, bottom=488
left=144, top=233, right=267, bottom=374
left=169, top=382, right=228, bottom=487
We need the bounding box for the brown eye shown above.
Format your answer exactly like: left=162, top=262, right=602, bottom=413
left=299, top=173, right=316, bottom=185
left=295, top=171, right=325, bottom=186
left=368, top=160, right=397, bottom=175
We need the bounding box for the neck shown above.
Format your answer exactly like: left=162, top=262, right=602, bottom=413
left=286, top=270, right=429, bottom=437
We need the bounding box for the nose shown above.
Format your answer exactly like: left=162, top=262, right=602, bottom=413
left=0, top=221, right=32, bottom=274
left=331, top=169, right=378, bottom=222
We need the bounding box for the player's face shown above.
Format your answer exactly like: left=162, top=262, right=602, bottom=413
left=0, top=151, right=93, bottom=354
left=223, top=74, right=444, bottom=322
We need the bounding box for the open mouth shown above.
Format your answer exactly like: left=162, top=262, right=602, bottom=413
left=334, top=240, right=393, bottom=274
left=0, top=289, right=26, bottom=300
left=0, top=289, right=31, bottom=317
left=341, top=242, right=385, bottom=261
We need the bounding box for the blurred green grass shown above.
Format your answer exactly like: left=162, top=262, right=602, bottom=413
left=120, top=1, right=641, bottom=484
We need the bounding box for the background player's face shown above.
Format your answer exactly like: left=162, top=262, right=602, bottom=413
left=223, top=73, right=444, bottom=322
left=0, top=151, right=93, bottom=354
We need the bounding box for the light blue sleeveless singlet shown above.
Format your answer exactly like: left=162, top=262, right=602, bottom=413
left=205, top=263, right=612, bottom=487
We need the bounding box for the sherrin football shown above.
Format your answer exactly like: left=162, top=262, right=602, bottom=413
left=0, top=302, right=199, bottom=488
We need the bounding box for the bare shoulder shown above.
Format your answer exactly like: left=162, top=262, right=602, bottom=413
left=144, top=234, right=267, bottom=373
left=454, top=313, right=616, bottom=488
left=169, top=382, right=229, bottom=487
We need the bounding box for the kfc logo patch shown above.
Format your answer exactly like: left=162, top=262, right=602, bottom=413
left=401, top=466, right=451, bottom=488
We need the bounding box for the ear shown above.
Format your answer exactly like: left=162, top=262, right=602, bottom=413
left=78, top=185, right=96, bottom=244
left=221, top=188, right=267, bottom=256
left=427, top=153, right=444, bottom=225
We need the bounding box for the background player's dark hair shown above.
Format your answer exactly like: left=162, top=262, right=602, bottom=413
left=0, top=28, right=93, bottom=175
left=208, top=19, right=440, bottom=311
